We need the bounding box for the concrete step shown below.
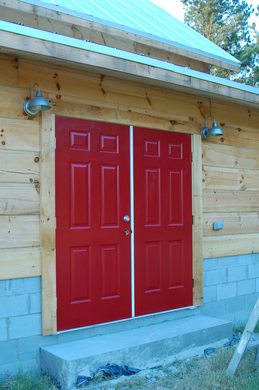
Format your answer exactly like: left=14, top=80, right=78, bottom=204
left=40, top=315, right=232, bottom=390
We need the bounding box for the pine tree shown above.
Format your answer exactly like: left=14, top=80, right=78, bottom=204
left=181, top=0, right=258, bottom=86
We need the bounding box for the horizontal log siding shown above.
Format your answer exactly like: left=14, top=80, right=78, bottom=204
left=0, top=54, right=259, bottom=279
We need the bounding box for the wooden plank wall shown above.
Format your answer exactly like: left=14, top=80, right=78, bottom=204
left=0, top=54, right=259, bottom=281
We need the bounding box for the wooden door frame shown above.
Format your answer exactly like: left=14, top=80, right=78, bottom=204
left=40, top=112, right=203, bottom=336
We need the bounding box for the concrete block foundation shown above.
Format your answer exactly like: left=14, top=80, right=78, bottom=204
left=0, top=253, right=258, bottom=379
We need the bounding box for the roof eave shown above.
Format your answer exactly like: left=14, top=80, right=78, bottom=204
left=0, top=0, right=240, bottom=72
left=0, top=25, right=257, bottom=108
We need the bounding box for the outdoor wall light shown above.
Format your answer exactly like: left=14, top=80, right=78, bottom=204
left=201, top=120, right=224, bottom=140
left=23, top=84, right=51, bottom=117
left=201, top=98, right=224, bottom=140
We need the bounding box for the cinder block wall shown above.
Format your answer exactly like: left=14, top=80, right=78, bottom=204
left=0, top=254, right=259, bottom=377
left=202, top=253, right=259, bottom=323
left=0, top=277, right=42, bottom=375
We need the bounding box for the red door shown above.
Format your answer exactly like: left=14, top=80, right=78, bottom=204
left=56, top=117, right=131, bottom=330
left=134, top=127, right=193, bottom=316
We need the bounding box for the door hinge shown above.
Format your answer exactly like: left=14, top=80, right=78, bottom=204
left=192, top=215, right=194, bottom=225
left=191, top=152, right=193, bottom=162
left=192, top=278, right=194, bottom=288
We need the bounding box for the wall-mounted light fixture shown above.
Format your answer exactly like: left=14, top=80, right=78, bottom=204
left=201, top=98, right=224, bottom=140
left=201, top=120, right=224, bottom=140
left=23, top=84, right=51, bottom=117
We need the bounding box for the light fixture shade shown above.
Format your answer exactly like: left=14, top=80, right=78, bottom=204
left=23, top=86, right=51, bottom=116
left=201, top=120, right=224, bottom=140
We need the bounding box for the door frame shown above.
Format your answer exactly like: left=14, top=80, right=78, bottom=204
left=40, top=112, right=203, bottom=335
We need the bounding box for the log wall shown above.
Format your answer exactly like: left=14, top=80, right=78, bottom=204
left=0, top=54, right=259, bottom=281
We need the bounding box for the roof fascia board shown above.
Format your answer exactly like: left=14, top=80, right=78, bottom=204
left=0, top=0, right=240, bottom=72
left=0, top=23, right=258, bottom=106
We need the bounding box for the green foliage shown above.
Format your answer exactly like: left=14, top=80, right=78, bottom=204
left=180, top=0, right=259, bottom=86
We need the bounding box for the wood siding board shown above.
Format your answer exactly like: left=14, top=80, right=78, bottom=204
left=203, top=166, right=259, bottom=192
left=203, top=233, right=259, bottom=258
left=202, top=144, right=259, bottom=170
left=192, top=134, right=203, bottom=305
left=0, top=0, right=237, bottom=71
left=0, top=117, right=40, bottom=152
left=0, top=215, right=39, bottom=248
left=0, top=183, right=39, bottom=215
left=0, top=53, right=259, bottom=330
left=40, top=112, right=57, bottom=335
left=0, top=247, right=41, bottom=280
left=0, top=150, right=39, bottom=183
left=0, top=31, right=258, bottom=106
left=204, top=191, right=259, bottom=212
left=205, top=127, right=259, bottom=149
left=204, top=212, right=259, bottom=236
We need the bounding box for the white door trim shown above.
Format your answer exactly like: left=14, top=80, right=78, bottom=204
left=130, top=125, right=135, bottom=317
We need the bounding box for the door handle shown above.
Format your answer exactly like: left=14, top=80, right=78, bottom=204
left=123, top=215, right=130, bottom=222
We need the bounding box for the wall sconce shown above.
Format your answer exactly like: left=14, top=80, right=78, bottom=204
left=23, top=84, right=51, bottom=117
left=201, top=120, right=224, bottom=140
left=201, top=98, right=224, bottom=140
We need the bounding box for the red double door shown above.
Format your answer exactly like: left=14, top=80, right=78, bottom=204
left=56, top=117, right=193, bottom=331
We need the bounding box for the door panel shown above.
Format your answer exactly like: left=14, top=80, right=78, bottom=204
left=56, top=117, right=131, bottom=330
left=134, top=127, right=193, bottom=316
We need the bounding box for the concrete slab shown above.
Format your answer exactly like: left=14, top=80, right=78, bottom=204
left=40, top=315, right=232, bottom=390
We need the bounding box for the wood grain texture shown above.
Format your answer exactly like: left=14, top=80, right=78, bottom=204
left=204, top=212, right=259, bottom=236
left=0, top=50, right=258, bottom=331
left=203, top=233, right=259, bottom=258
left=204, top=125, right=259, bottom=149
left=0, top=150, right=39, bottom=183
left=204, top=191, right=259, bottom=212
left=0, top=117, right=40, bottom=152
left=192, top=135, right=203, bottom=306
left=0, top=215, right=39, bottom=248
left=203, top=166, right=259, bottom=191
left=0, top=31, right=257, bottom=106
left=0, top=0, right=238, bottom=71
left=202, top=144, right=259, bottom=170
left=0, top=183, right=39, bottom=215
left=0, top=247, right=41, bottom=280
left=40, top=112, right=57, bottom=335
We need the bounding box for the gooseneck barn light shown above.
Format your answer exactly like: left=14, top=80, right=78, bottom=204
left=201, top=98, right=224, bottom=140
left=201, top=120, right=224, bottom=140
left=23, top=84, right=51, bottom=117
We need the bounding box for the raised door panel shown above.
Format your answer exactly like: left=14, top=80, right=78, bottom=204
left=56, top=117, right=131, bottom=330
left=134, top=127, right=193, bottom=316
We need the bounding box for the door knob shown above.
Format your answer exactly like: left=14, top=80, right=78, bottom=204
left=124, top=229, right=131, bottom=236
left=123, top=215, right=130, bottom=222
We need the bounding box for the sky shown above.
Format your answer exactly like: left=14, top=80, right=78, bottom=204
left=151, top=0, right=258, bottom=29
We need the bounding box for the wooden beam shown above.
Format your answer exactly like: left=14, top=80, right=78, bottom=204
left=0, top=215, right=39, bottom=249
left=0, top=183, right=39, bottom=215
left=0, top=118, right=40, bottom=152
left=192, top=134, right=203, bottom=306
left=202, top=143, right=259, bottom=170
left=227, top=298, right=259, bottom=376
left=203, top=233, right=259, bottom=258
left=0, top=0, right=239, bottom=71
left=204, top=191, right=259, bottom=212
left=0, top=247, right=41, bottom=280
left=40, top=112, right=57, bottom=336
left=203, top=166, right=259, bottom=192
left=0, top=150, right=39, bottom=183
left=203, top=212, right=259, bottom=236
left=0, top=31, right=257, bottom=107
